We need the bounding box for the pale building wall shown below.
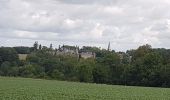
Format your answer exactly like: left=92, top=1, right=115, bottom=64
left=18, top=54, right=28, bottom=60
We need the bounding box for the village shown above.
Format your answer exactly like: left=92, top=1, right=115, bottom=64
left=18, top=41, right=132, bottom=63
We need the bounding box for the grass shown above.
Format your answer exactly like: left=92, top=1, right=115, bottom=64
left=0, top=77, right=170, bottom=100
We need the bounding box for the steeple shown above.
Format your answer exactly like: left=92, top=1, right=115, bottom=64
left=107, top=42, right=111, bottom=51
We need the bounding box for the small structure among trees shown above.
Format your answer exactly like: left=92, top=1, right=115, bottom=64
left=80, top=52, right=96, bottom=59
left=55, top=45, right=96, bottom=59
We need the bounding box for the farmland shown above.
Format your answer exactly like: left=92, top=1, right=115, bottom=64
left=0, top=77, right=170, bottom=100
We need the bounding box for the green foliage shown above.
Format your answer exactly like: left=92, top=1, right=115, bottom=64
left=0, top=43, right=170, bottom=87
left=160, top=64, right=170, bottom=87
left=77, top=59, right=95, bottom=82
left=0, top=61, right=11, bottom=76
left=14, top=46, right=31, bottom=54
left=0, top=61, right=19, bottom=76
left=93, top=64, right=110, bottom=83
left=132, top=44, right=152, bottom=62
left=143, top=52, right=163, bottom=66
left=33, top=41, right=38, bottom=51
left=0, top=47, right=19, bottom=64
left=51, top=69, right=64, bottom=80
left=19, top=64, right=36, bottom=77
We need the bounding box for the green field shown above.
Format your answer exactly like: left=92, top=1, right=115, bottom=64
left=0, top=77, right=169, bottom=100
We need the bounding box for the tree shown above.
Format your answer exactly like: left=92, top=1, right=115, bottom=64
left=19, top=64, right=36, bottom=78
left=132, top=44, right=152, bottom=62
left=160, top=64, right=170, bottom=87
left=8, top=67, right=19, bottom=76
left=50, top=43, right=53, bottom=50
left=0, top=47, right=19, bottom=64
left=93, top=64, right=110, bottom=83
left=33, top=41, right=38, bottom=51
left=14, top=46, right=31, bottom=54
left=39, top=44, right=42, bottom=50
left=0, top=44, right=170, bottom=87
left=51, top=69, right=64, bottom=80
left=0, top=61, right=11, bottom=76
left=77, top=59, right=95, bottom=82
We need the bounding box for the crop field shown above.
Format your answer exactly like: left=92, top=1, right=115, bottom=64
left=0, top=77, right=170, bottom=100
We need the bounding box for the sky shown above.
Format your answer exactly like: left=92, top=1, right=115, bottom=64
left=0, top=0, right=170, bottom=51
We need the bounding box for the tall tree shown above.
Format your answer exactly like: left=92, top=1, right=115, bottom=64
left=50, top=43, right=53, bottom=50
left=39, top=44, right=42, bottom=50
left=33, top=41, right=38, bottom=51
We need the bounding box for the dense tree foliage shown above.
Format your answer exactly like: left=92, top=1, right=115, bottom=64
left=14, top=46, right=32, bottom=54
left=0, top=47, right=18, bottom=65
left=0, top=44, right=170, bottom=87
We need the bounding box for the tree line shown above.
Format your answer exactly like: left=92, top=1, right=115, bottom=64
left=0, top=44, right=170, bottom=87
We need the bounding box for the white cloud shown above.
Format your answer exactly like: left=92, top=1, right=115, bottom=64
left=0, top=0, right=170, bottom=51
left=103, top=6, right=124, bottom=15
left=89, top=23, right=105, bottom=38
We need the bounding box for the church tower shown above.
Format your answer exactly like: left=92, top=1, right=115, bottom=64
left=107, top=42, right=111, bottom=51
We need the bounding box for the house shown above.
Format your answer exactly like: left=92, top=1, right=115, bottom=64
left=55, top=45, right=79, bottom=57
left=80, top=52, right=96, bottom=59
left=55, top=45, right=96, bottom=59
left=18, top=54, right=28, bottom=60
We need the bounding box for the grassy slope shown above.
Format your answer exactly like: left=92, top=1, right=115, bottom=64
left=0, top=77, right=169, bottom=100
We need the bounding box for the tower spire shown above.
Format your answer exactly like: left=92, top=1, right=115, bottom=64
left=107, top=42, right=111, bottom=51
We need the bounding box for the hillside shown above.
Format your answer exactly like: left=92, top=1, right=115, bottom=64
left=0, top=77, right=169, bottom=100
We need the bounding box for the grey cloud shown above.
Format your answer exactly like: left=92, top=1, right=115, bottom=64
left=0, top=0, right=170, bottom=51
left=59, top=0, right=118, bottom=5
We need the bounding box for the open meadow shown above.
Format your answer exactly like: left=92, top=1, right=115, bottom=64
left=0, top=77, right=169, bottom=100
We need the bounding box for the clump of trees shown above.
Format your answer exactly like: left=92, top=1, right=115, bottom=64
left=0, top=43, right=170, bottom=87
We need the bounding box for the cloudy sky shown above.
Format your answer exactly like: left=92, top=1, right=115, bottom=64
left=0, top=0, right=170, bottom=51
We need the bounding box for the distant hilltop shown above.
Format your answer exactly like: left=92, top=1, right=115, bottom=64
left=16, top=41, right=131, bottom=62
